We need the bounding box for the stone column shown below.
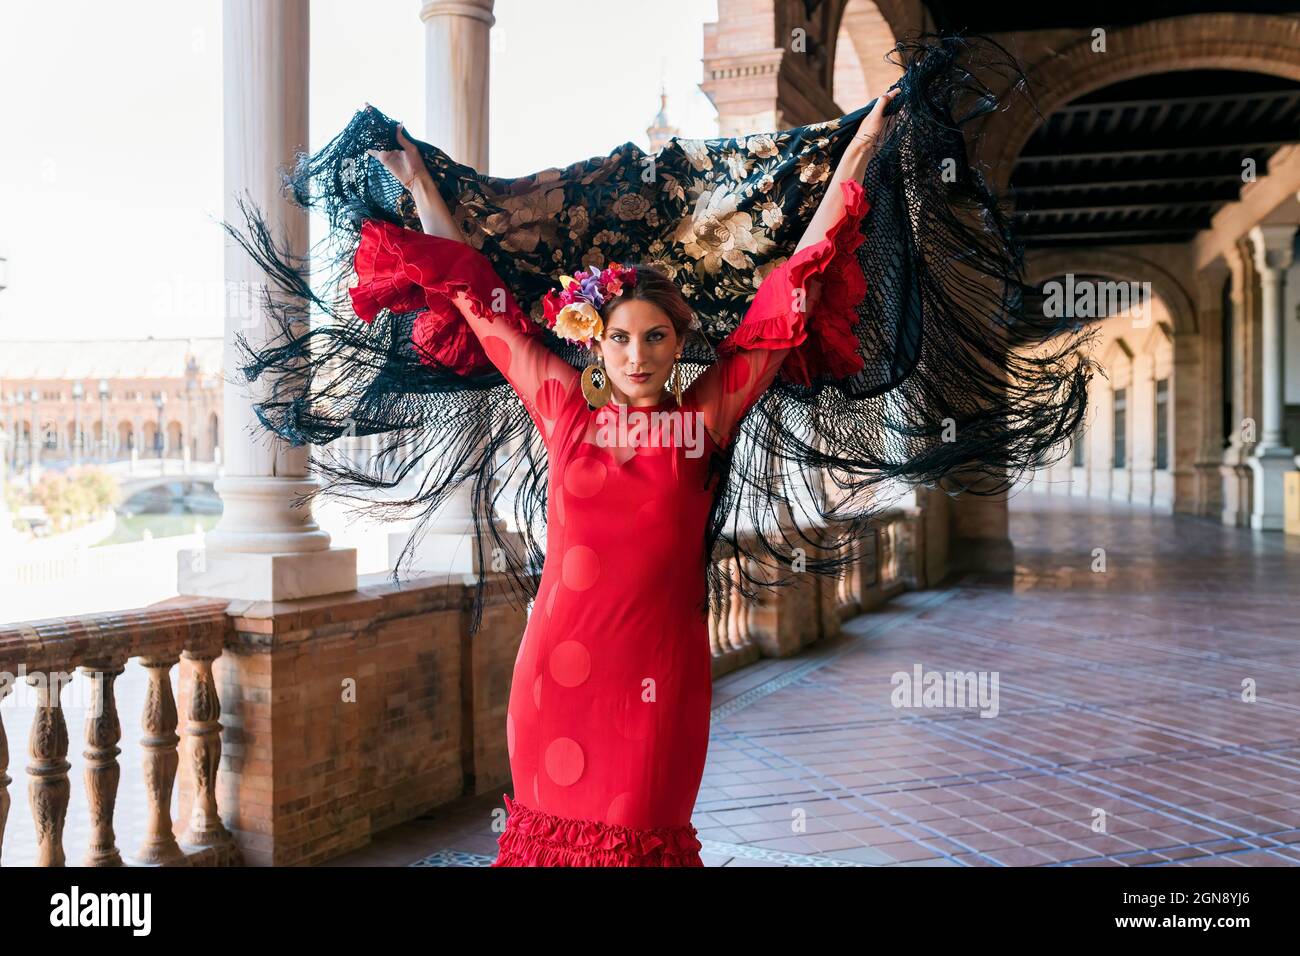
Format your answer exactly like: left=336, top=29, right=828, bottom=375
left=1220, top=240, right=1256, bottom=526
left=179, top=0, right=356, bottom=601
left=420, top=0, right=491, bottom=170
left=387, top=0, right=503, bottom=581
left=1129, top=352, right=1156, bottom=508
left=947, top=494, right=1014, bottom=575
left=1247, top=223, right=1297, bottom=531
left=1191, top=262, right=1228, bottom=518
left=1166, top=329, right=1197, bottom=515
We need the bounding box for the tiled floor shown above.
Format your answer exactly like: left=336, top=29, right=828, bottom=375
left=341, top=491, right=1300, bottom=866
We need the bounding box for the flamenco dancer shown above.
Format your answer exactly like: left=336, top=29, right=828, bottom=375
left=350, top=88, right=898, bottom=866
left=224, top=36, right=1093, bottom=867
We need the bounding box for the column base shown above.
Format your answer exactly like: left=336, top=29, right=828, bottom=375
left=387, top=527, right=524, bottom=586
left=949, top=536, right=1015, bottom=575
left=1247, top=446, right=1298, bottom=531
left=177, top=547, right=358, bottom=602
left=1219, top=453, right=1252, bottom=527
left=1191, top=459, right=1223, bottom=518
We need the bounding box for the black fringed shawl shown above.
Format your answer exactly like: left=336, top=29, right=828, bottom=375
left=224, top=35, right=1096, bottom=634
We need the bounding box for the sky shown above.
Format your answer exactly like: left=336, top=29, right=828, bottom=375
left=0, top=0, right=720, bottom=343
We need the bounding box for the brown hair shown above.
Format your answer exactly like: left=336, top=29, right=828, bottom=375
left=599, top=262, right=696, bottom=345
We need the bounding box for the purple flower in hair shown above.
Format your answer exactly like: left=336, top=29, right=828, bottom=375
left=579, top=270, right=605, bottom=306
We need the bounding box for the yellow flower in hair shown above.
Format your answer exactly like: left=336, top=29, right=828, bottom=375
left=552, top=301, right=603, bottom=345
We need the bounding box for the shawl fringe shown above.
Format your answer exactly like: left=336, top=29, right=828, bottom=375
left=219, top=31, right=1097, bottom=635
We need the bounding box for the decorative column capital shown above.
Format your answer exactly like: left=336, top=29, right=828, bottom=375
left=1248, top=224, right=1296, bottom=274
left=419, top=0, right=495, bottom=26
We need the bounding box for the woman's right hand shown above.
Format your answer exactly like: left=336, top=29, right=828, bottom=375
left=366, top=122, right=428, bottom=191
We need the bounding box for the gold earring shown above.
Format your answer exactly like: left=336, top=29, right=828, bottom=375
left=581, top=350, right=612, bottom=410
left=671, top=354, right=683, bottom=406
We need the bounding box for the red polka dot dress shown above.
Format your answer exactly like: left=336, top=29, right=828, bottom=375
left=348, top=179, right=870, bottom=866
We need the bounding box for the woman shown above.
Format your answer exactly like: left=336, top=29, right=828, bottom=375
left=353, top=89, right=899, bottom=866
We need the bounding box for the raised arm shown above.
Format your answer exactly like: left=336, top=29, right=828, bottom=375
left=687, top=89, right=897, bottom=449
left=354, top=124, right=581, bottom=442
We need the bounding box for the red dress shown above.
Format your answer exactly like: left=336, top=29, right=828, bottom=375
left=348, top=179, right=869, bottom=865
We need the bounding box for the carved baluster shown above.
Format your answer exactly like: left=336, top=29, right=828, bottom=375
left=837, top=539, right=859, bottom=611
left=837, top=538, right=853, bottom=607
left=28, top=669, right=72, bottom=866
left=726, top=557, right=744, bottom=652
left=137, top=655, right=183, bottom=865
left=706, top=580, right=721, bottom=657
left=709, top=555, right=732, bottom=658
left=880, top=524, right=896, bottom=585
left=852, top=540, right=863, bottom=605
left=0, top=681, right=12, bottom=865
left=736, top=556, right=753, bottom=648
left=82, top=661, right=125, bottom=866
left=180, top=649, right=231, bottom=846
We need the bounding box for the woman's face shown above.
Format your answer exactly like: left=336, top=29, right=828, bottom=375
left=595, top=300, right=681, bottom=406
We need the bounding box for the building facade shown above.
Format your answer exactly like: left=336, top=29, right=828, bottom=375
left=1, top=337, right=224, bottom=472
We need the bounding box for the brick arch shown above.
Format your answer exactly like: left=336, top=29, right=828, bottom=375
left=705, top=0, right=920, bottom=132
left=830, top=0, right=918, bottom=106
left=983, top=14, right=1300, bottom=188
left=1026, top=248, right=1197, bottom=336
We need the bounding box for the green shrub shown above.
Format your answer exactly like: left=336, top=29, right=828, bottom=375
left=28, top=466, right=121, bottom=533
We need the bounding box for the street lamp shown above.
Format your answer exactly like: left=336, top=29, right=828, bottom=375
left=98, top=379, right=109, bottom=461
left=71, top=380, right=84, bottom=467
left=155, top=392, right=167, bottom=460
left=2, top=391, right=11, bottom=477
left=29, top=387, right=40, bottom=475
left=185, top=359, right=196, bottom=466
left=12, top=390, right=23, bottom=474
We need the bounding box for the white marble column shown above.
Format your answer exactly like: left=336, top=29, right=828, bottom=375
left=1247, top=223, right=1297, bottom=531
left=1220, top=242, right=1255, bottom=525
left=179, top=0, right=356, bottom=601
left=1129, top=354, right=1156, bottom=508
left=420, top=0, right=492, bottom=170
left=387, top=0, right=503, bottom=579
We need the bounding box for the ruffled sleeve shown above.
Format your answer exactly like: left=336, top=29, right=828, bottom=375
left=348, top=217, right=544, bottom=378
left=348, top=218, right=582, bottom=445
left=719, top=178, right=870, bottom=382
left=690, top=178, right=871, bottom=448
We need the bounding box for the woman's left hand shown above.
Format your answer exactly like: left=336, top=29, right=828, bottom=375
left=850, top=87, right=900, bottom=154
left=366, top=123, right=430, bottom=192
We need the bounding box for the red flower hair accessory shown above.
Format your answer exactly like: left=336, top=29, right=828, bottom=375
left=541, top=262, right=638, bottom=347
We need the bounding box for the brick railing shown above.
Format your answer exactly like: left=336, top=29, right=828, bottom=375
left=0, top=509, right=921, bottom=866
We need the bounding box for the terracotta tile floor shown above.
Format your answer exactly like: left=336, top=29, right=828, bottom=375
left=346, top=491, right=1300, bottom=867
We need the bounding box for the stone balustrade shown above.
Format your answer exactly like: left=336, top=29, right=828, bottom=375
left=0, top=600, right=239, bottom=866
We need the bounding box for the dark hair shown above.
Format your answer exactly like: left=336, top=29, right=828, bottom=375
left=599, top=262, right=696, bottom=344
